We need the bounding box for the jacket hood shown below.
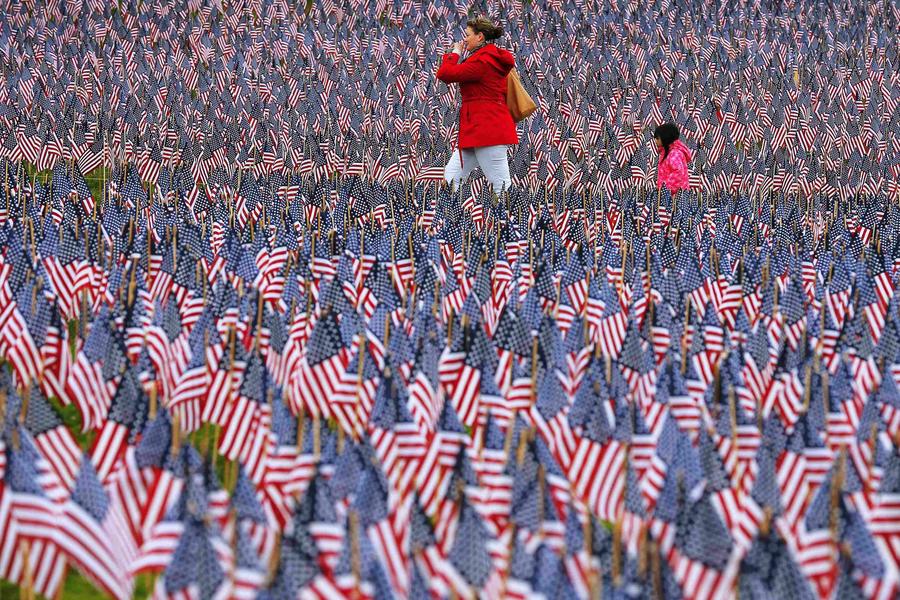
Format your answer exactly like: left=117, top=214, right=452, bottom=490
left=669, top=139, right=692, bottom=161
left=476, top=43, right=515, bottom=73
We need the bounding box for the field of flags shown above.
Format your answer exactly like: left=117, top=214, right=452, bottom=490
left=1, top=0, right=900, bottom=598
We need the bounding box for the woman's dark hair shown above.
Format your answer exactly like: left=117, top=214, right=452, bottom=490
left=467, top=16, right=504, bottom=41
left=654, top=122, right=680, bottom=157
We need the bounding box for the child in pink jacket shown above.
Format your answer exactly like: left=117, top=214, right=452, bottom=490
left=654, top=122, right=692, bottom=193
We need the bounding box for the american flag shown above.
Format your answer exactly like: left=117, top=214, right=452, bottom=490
left=0, top=0, right=899, bottom=598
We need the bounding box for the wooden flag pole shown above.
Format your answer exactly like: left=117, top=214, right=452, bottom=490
left=149, top=383, right=158, bottom=421
left=20, top=540, right=34, bottom=600
left=829, top=448, right=846, bottom=543
left=266, top=531, right=282, bottom=586
left=516, top=427, right=531, bottom=468
left=349, top=511, right=362, bottom=596
left=313, top=413, right=321, bottom=459
left=254, top=288, right=265, bottom=351
left=681, top=297, right=692, bottom=374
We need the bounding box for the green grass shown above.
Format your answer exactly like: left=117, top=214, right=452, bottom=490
left=0, top=571, right=153, bottom=599
left=20, top=162, right=50, bottom=184
left=1, top=164, right=230, bottom=597
left=0, top=393, right=231, bottom=596
left=49, top=393, right=92, bottom=450
left=0, top=569, right=151, bottom=600
left=63, top=572, right=107, bottom=598
left=84, top=174, right=104, bottom=205
left=18, top=160, right=107, bottom=209
left=0, top=390, right=216, bottom=597
left=0, top=579, right=19, bottom=599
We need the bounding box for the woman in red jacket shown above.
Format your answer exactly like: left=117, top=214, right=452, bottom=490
left=437, top=16, right=518, bottom=196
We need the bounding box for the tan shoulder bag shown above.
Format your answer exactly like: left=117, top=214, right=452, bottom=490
left=507, top=68, right=538, bottom=123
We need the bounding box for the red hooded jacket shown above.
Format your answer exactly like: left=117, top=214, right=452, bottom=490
left=436, top=44, right=519, bottom=149
left=656, top=139, right=692, bottom=193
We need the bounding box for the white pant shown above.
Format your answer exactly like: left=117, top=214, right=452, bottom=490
left=443, top=145, right=512, bottom=194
